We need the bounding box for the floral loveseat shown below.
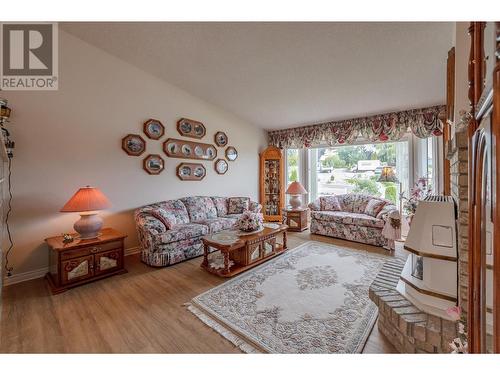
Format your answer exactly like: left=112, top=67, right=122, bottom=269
left=308, top=194, right=398, bottom=247
left=135, top=196, right=261, bottom=267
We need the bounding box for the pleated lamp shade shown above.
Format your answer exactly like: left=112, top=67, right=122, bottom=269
left=286, top=181, right=308, bottom=195
left=60, top=186, right=111, bottom=212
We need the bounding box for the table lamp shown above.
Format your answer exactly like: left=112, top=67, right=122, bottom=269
left=378, top=166, right=403, bottom=214
left=286, top=181, right=308, bottom=209
left=60, top=186, right=111, bottom=239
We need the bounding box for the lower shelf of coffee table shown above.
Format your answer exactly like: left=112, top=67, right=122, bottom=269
left=202, top=243, right=287, bottom=277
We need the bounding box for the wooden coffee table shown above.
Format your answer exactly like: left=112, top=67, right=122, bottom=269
left=201, top=224, right=288, bottom=277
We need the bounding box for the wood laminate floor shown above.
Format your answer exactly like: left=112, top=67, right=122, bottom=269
left=0, top=231, right=402, bottom=353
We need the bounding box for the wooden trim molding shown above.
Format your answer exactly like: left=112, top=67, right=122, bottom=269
left=467, top=21, right=500, bottom=353
left=443, top=47, right=455, bottom=195
left=493, top=21, right=500, bottom=353
left=400, top=275, right=458, bottom=303
left=403, top=245, right=457, bottom=262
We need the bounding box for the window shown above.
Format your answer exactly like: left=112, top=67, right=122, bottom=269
left=308, top=141, right=409, bottom=208
left=414, top=136, right=440, bottom=194
left=286, top=149, right=300, bottom=185
left=284, top=133, right=442, bottom=212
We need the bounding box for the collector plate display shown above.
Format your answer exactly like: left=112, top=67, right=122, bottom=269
left=122, top=134, right=146, bottom=156
left=143, top=154, right=165, bottom=175
left=225, top=146, right=238, bottom=161
left=215, top=158, right=228, bottom=174
left=214, top=131, right=228, bottom=147
left=143, top=119, right=165, bottom=140
left=177, top=118, right=206, bottom=139
left=176, top=162, right=206, bottom=181
left=163, top=138, right=217, bottom=161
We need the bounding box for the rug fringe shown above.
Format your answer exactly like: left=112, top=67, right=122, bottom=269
left=186, top=303, right=263, bottom=354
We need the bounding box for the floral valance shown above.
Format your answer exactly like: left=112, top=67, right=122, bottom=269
left=268, top=105, right=445, bottom=149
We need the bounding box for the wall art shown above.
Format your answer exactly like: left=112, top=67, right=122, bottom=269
left=122, top=134, right=146, bottom=156
left=177, top=118, right=206, bottom=139
left=163, top=138, right=217, bottom=161
left=143, top=119, right=165, bottom=140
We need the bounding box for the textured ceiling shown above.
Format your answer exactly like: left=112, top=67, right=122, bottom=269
left=62, top=22, right=454, bottom=130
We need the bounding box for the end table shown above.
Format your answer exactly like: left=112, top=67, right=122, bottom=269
left=45, top=228, right=127, bottom=294
left=283, top=207, right=309, bottom=232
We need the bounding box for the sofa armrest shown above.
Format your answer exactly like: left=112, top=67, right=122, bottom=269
left=249, top=200, right=262, bottom=213
left=376, top=204, right=398, bottom=221
left=308, top=198, right=321, bottom=211
left=134, top=212, right=167, bottom=252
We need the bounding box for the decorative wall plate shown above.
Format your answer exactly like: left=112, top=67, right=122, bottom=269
left=194, top=145, right=204, bottom=157
left=177, top=118, right=206, bottom=139
left=143, top=119, right=165, bottom=140
left=163, top=138, right=217, bottom=161
left=214, top=131, right=228, bottom=147
left=206, top=146, right=216, bottom=159
left=225, top=146, right=238, bottom=161
left=143, top=154, right=165, bottom=175
left=176, top=162, right=206, bottom=181
left=215, top=158, right=228, bottom=175
left=122, top=134, right=146, bottom=156
left=166, top=142, right=179, bottom=154
left=181, top=144, right=192, bottom=156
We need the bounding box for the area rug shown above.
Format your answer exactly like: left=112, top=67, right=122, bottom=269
left=187, top=241, right=390, bottom=353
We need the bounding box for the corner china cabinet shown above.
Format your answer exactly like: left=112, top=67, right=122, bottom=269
left=260, top=146, right=285, bottom=222
left=467, top=21, right=500, bottom=353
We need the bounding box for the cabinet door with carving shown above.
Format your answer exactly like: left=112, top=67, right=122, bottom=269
left=61, top=255, right=94, bottom=285
left=95, top=249, right=122, bottom=276
left=247, top=243, right=262, bottom=265
left=261, top=238, right=276, bottom=258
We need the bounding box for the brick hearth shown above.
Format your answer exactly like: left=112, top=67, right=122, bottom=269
left=369, top=260, right=458, bottom=353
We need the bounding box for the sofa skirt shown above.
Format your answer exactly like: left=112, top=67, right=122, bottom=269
left=140, top=237, right=205, bottom=267
left=310, top=219, right=387, bottom=247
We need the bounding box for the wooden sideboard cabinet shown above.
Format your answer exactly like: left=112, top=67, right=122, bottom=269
left=45, top=228, right=127, bottom=294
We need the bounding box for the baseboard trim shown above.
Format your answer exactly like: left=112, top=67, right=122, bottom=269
left=3, top=267, right=49, bottom=286
left=3, top=246, right=142, bottom=287
left=125, top=246, right=141, bottom=256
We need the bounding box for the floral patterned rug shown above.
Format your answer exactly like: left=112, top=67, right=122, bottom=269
left=187, top=241, right=389, bottom=353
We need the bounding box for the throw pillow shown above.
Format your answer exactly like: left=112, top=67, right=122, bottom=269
left=150, top=207, right=177, bottom=229
left=211, top=197, right=228, bottom=216
left=320, top=196, right=341, bottom=211
left=364, top=198, right=387, bottom=217
left=228, top=197, right=250, bottom=214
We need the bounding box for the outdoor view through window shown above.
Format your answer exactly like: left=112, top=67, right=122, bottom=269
left=287, top=141, right=413, bottom=208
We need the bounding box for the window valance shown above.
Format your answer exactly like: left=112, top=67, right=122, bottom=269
left=268, top=105, right=445, bottom=149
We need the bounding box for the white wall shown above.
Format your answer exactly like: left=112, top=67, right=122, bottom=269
left=1, top=30, right=267, bottom=278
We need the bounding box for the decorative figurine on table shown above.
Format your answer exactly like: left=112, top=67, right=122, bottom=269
left=62, top=233, right=74, bottom=244
left=382, top=211, right=401, bottom=251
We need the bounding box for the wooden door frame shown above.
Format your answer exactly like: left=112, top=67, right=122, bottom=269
left=443, top=47, right=455, bottom=195
left=492, top=21, right=500, bottom=353
left=467, top=21, right=500, bottom=353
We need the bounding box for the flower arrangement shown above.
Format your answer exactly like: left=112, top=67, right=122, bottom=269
left=446, top=306, right=468, bottom=353
left=403, top=177, right=432, bottom=216
left=236, top=211, right=263, bottom=232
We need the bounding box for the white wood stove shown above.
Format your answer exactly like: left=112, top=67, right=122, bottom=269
left=397, top=195, right=458, bottom=320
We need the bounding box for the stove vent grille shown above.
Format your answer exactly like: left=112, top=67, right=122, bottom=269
left=423, top=195, right=453, bottom=203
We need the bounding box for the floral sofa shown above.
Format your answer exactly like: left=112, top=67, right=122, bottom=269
left=134, top=196, right=261, bottom=267
left=308, top=194, right=398, bottom=247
